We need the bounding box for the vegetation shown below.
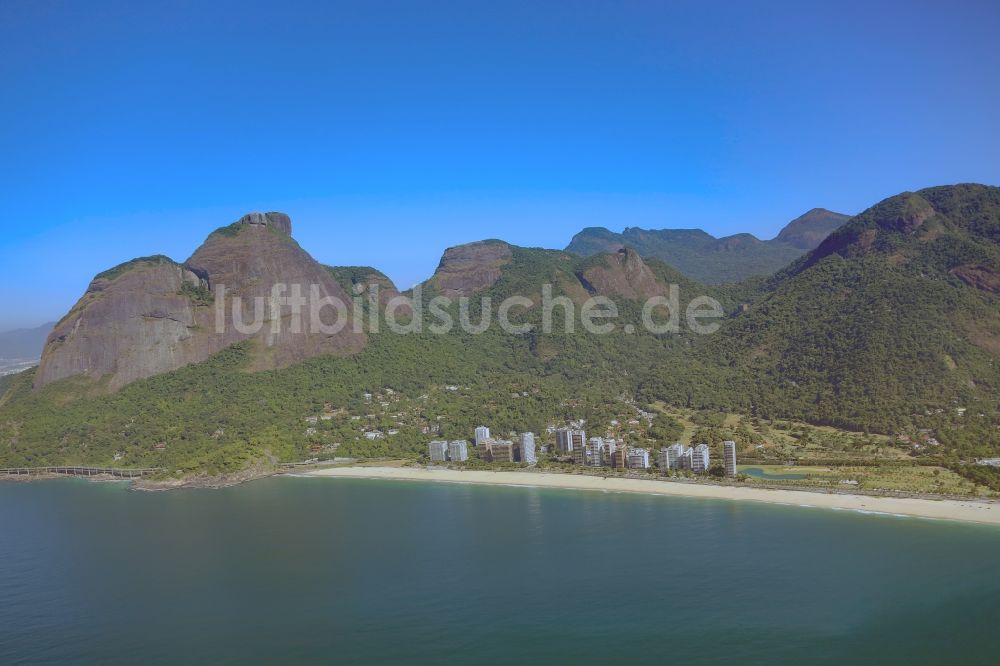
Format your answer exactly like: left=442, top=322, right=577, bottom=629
left=951, top=464, right=1000, bottom=493
left=0, top=373, right=16, bottom=401
left=177, top=281, right=214, bottom=306
left=93, top=255, right=177, bottom=282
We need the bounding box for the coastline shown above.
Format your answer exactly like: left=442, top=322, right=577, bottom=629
left=305, top=466, right=1000, bottom=526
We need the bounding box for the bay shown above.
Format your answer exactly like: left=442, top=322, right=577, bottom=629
left=1, top=477, right=998, bottom=665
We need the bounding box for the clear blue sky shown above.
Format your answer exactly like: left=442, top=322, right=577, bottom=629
left=1, top=0, right=998, bottom=329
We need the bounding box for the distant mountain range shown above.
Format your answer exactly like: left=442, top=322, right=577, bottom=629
left=566, top=208, right=851, bottom=283
left=0, top=323, right=54, bottom=375
left=0, top=322, right=54, bottom=360
left=1, top=184, right=997, bottom=474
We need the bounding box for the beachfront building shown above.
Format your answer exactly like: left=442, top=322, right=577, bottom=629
left=556, top=428, right=571, bottom=452
left=487, top=440, right=515, bottom=463
left=580, top=437, right=606, bottom=467
left=429, top=440, right=449, bottom=463
left=475, top=426, right=491, bottom=447
left=449, top=440, right=469, bottom=462
left=660, top=443, right=689, bottom=471
left=556, top=428, right=586, bottom=453
left=691, top=444, right=710, bottom=474
left=521, top=432, right=537, bottom=465
left=627, top=448, right=651, bottom=470
left=723, top=440, right=737, bottom=477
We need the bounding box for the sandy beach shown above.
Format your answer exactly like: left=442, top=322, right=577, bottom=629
left=306, top=466, right=1000, bottom=526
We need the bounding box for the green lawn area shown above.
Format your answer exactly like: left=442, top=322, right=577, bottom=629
left=738, top=463, right=991, bottom=497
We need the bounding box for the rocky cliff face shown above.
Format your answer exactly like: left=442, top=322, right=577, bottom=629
left=184, top=213, right=365, bottom=372
left=428, top=240, right=513, bottom=297
left=35, top=213, right=365, bottom=391
left=35, top=257, right=207, bottom=391
left=423, top=240, right=675, bottom=306
left=578, top=248, right=668, bottom=300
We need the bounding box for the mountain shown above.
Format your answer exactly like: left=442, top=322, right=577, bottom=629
left=774, top=208, right=853, bottom=250
left=421, top=240, right=706, bottom=306
left=0, top=323, right=54, bottom=360
left=565, top=208, right=851, bottom=283
left=423, top=240, right=515, bottom=297
left=34, top=212, right=365, bottom=392
left=640, top=184, right=1000, bottom=438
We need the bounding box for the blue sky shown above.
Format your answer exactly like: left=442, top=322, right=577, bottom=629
left=1, top=0, right=998, bottom=329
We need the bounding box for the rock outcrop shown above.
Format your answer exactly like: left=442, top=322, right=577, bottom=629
left=234, top=211, right=292, bottom=235
left=35, top=213, right=365, bottom=391
left=36, top=257, right=208, bottom=391
left=428, top=241, right=513, bottom=297
left=578, top=248, right=668, bottom=300
left=950, top=265, right=1000, bottom=294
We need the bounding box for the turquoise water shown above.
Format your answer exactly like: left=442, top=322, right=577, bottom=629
left=742, top=466, right=808, bottom=480
left=1, top=477, right=999, bottom=665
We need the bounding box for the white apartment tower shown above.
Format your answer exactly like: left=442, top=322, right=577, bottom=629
left=723, top=440, right=737, bottom=477
left=661, top=443, right=689, bottom=471
left=556, top=428, right=586, bottom=453
left=691, top=443, right=710, bottom=474
left=474, top=426, right=491, bottom=447
left=449, top=440, right=469, bottom=462
left=583, top=437, right=606, bottom=467
left=627, top=448, right=651, bottom=469
left=429, top=440, right=449, bottom=463
left=521, top=432, right=537, bottom=465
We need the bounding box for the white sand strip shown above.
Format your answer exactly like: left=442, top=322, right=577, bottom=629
left=305, top=466, right=1000, bottom=526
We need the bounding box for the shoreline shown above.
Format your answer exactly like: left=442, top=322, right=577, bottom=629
left=305, top=466, right=1000, bottom=526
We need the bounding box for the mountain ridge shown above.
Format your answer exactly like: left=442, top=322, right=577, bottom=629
left=566, top=207, right=851, bottom=283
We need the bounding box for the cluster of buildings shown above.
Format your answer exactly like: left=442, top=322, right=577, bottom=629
left=430, top=424, right=738, bottom=478
left=429, top=427, right=537, bottom=465
left=658, top=443, right=711, bottom=473
left=556, top=430, right=633, bottom=470
left=553, top=427, right=738, bottom=477
left=428, top=439, right=469, bottom=463
left=478, top=428, right=537, bottom=465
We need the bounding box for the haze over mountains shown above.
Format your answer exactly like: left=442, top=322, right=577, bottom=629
left=566, top=208, right=852, bottom=283
left=0, top=323, right=54, bottom=376
left=0, top=323, right=53, bottom=359
left=1, top=184, right=998, bottom=473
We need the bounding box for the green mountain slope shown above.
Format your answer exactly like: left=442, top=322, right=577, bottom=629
left=638, top=184, right=1000, bottom=454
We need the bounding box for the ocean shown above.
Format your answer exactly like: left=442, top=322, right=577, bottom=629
left=1, top=477, right=998, bottom=664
